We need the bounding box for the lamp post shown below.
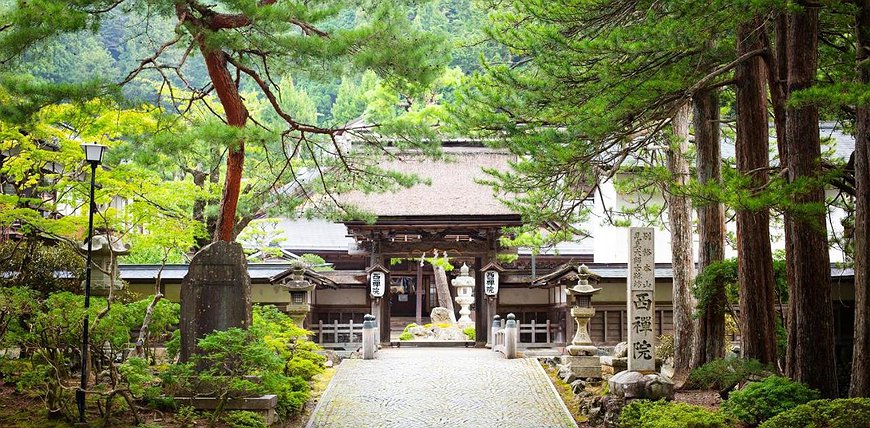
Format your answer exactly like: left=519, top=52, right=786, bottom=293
left=77, top=143, right=107, bottom=424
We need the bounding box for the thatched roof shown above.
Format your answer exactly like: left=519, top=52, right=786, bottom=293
left=339, top=147, right=518, bottom=217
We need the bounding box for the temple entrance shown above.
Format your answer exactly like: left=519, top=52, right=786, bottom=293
left=389, top=276, right=418, bottom=317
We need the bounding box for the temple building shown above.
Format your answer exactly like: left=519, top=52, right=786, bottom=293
left=121, top=135, right=857, bottom=354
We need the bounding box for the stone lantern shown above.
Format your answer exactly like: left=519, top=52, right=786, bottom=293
left=280, top=260, right=315, bottom=328
left=79, top=234, right=130, bottom=296
left=565, top=264, right=601, bottom=356
left=451, top=263, right=475, bottom=329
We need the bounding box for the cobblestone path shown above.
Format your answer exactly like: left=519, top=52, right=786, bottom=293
left=306, top=348, right=577, bottom=428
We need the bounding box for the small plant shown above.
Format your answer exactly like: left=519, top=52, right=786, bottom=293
left=722, top=376, right=820, bottom=426
left=655, top=334, right=674, bottom=363
left=620, top=400, right=731, bottom=428
left=223, top=410, right=268, bottom=428
left=175, top=405, right=198, bottom=428
left=399, top=332, right=413, bottom=341
left=759, top=398, right=870, bottom=428
left=687, top=357, right=773, bottom=394
left=463, top=327, right=476, bottom=341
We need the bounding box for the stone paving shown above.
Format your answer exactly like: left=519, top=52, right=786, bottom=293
left=306, top=348, right=578, bottom=428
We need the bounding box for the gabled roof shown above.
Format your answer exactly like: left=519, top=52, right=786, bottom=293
left=337, top=147, right=519, bottom=217
left=531, top=262, right=601, bottom=288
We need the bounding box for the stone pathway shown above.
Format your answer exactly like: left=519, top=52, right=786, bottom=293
left=306, top=348, right=577, bottom=428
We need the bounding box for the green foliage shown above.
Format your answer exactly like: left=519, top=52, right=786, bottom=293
left=463, top=327, right=475, bottom=341
left=0, top=241, right=83, bottom=296
left=655, top=334, right=674, bottom=362
left=722, top=376, right=820, bottom=426
left=687, top=358, right=773, bottom=391
left=759, top=398, right=870, bottom=428
left=181, top=306, right=323, bottom=420
left=174, top=405, right=198, bottom=428
left=399, top=332, right=414, bottom=341
left=222, top=411, right=268, bottom=428
left=300, top=253, right=334, bottom=271
left=620, top=400, right=732, bottom=428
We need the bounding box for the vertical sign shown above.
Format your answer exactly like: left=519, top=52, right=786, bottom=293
left=370, top=272, right=385, bottom=297
left=484, top=271, right=499, bottom=296
left=628, top=227, right=655, bottom=372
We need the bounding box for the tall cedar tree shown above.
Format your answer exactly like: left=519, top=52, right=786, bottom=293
left=852, top=0, right=870, bottom=398
left=785, top=1, right=838, bottom=398
left=667, top=102, right=695, bottom=384
left=460, top=0, right=775, bottom=379
left=0, top=0, right=446, bottom=242
left=735, top=18, right=779, bottom=366
left=691, top=88, right=726, bottom=367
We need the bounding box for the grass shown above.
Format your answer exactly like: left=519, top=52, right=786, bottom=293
left=541, top=361, right=588, bottom=425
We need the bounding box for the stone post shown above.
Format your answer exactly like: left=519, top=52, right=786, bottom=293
left=362, top=314, right=377, bottom=360
left=180, top=241, right=252, bottom=367
left=607, top=227, right=674, bottom=402
left=505, top=313, right=518, bottom=359
left=627, top=228, right=655, bottom=373
left=490, top=314, right=501, bottom=351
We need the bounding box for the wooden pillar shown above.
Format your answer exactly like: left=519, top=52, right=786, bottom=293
left=415, top=259, right=423, bottom=324
left=474, top=256, right=485, bottom=346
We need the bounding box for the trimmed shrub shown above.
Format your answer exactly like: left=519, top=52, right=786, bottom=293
left=721, top=376, right=819, bottom=426
left=620, top=400, right=731, bottom=428
left=759, top=398, right=870, bottom=428
left=687, top=357, right=772, bottom=391
left=223, top=410, right=268, bottom=428
left=463, top=327, right=475, bottom=341
left=399, top=332, right=413, bottom=341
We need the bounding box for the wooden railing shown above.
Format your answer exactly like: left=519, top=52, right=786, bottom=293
left=313, top=320, right=362, bottom=347
left=518, top=320, right=560, bottom=347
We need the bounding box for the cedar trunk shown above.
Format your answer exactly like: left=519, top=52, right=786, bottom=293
left=667, top=102, right=695, bottom=384
left=851, top=0, right=870, bottom=398
left=768, top=12, right=800, bottom=375
left=691, top=89, right=726, bottom=367
left=785, top=3, right=838, bottom=398
left=735, top=20, right=779, bottom=366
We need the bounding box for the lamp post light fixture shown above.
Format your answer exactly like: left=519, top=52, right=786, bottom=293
left=77, top=143, right=107, bottom=423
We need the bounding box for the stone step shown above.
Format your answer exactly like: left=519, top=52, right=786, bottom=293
left=390, top=340, right=476, bottom=348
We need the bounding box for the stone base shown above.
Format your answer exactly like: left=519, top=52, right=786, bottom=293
left=558, top=355, right=602, bottom=381
left=173, top=394, right=278, bottom=425
left=607, top=370, right=674, bottom=400
left=600, top=357, right=664, bottom=377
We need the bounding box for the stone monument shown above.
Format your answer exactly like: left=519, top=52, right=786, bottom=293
left=180, top=241, right=252, bottom=367
left=451, top=263, right=475, bottom=329
left=78, top=234, right=130, bottom=296
left=607, top=227, right=674, bottom=401
left=558, top=264, right=603, bottom=381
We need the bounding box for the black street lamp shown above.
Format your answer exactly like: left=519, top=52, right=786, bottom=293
left=77, top=143, right=107, bottom=424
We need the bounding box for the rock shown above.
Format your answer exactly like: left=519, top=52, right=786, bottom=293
left=409, top=326, right=429, bottom=338
left=608, top=370, right=675, bottom=400
left=324, top=360, right=333, bottom=368
left=612, top=342, right=628, bottom=358
left=433, top=325, right=467, bottom=340
left=570, top=379, right=587, bottom=394
left=561, top=371, right=578, bottom=384
left=430, top=307, right=453, bottom=324
left=602, top=395, right=627, bottom=428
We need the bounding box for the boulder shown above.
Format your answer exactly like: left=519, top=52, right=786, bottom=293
left=608, top=370, right=675, bottom=400
left=430, top=307, right=453, bottom=324
left=612, top=341, right=629, bottom=358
